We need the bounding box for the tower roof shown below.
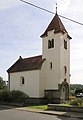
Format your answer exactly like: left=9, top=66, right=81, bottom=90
left=41, top=14, right=67, bottom=37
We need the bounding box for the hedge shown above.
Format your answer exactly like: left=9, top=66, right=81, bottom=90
left=0, top=90, right=29, bottom=103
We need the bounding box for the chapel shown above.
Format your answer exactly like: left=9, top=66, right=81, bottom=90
left=7, top=12, right=71, bottom=103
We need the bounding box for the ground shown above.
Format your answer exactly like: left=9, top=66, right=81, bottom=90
left=0, top=106, right=81, bottom=120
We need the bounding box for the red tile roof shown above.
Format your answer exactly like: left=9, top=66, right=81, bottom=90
left=7, top=55, right=45, bottom=73
left=41, top=14, right=67, bottom=37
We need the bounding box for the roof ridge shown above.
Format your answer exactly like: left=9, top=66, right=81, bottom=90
left=41, top=14, right=67, bottom=37
left=7, top=55, right=45, bottom=73
left=22, top=55, right=42, bottom=60
left=57, top=15, right=67, bottom=32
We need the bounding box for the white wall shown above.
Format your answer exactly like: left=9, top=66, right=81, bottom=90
left=42, top=30, right=70, bottom=90
left=42, top=30, right=61, bottom=89
left=39, top=61, right=46, bottom=97
left=10, top=70, right=40, bottom=98
left=60, top=33, right=70, bottom=84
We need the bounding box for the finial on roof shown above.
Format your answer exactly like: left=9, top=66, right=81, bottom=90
left=55, top=3, right=57, bottom=15
left=19, top=56, right=22, bottom=60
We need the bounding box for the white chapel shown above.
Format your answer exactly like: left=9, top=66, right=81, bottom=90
left=7, top=13, right=71, bottom=102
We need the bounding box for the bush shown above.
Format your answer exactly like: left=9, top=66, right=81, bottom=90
left=0, top=90, right=12, bottom=102
left=0, top=90, right=29, bottom=103
left=10, top=90, right=29, bottom=103
left=69, top=98, right=82, bottom=106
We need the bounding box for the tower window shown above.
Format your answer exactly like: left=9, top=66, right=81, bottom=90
left=48, top=40, right=51, bottom=48
left=50, top=62, right=52, bottom=69
left=64, top=66, right=67, bottom=76
left=20, top=76, right=25, bottom=85
left=52, top=39, right=54, bottom=48
left=48, top=39, right=54, bottom=49
left=64, top=40, right=67, bottom=49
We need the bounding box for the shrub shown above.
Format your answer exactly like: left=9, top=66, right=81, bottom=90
left=0, top=90, right=29, bottom=103
left=10, top=90, right=29, bottom=103
left=0, top=90, right=12, bottom=102
left=69, top=98, right=82, bottom=106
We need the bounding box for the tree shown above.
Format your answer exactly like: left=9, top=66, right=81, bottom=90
left=0, top=77, right=7, bottom=90
left=70, top=84, right=83, bottom=90
left=70, top=84, right=83, bottom=96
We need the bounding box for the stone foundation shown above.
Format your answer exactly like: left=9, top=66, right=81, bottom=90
left=24, top=98, right=48, bottom=105
left=48, top=104, right=83, bottom=113
left=44, top=90, right=61, bottom=104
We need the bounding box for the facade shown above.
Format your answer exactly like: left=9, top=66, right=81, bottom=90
left=7, top=13, right=72, bottom=102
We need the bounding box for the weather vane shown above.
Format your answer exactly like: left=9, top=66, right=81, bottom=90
left=56, top=3, right=57, bottom=14
left=20, top=0, right=83, bottom=26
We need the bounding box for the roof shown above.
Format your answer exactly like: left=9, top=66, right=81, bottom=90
left=41, top=14, right=69, bottom=37
left=7, top=55, right=46, bottom=73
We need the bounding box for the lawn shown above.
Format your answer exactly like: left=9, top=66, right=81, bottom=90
left=26, top=105, right=47, bottom=110
left=26, top=104, right=69, bottom=110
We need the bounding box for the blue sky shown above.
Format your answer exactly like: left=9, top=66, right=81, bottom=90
left=0, top=0, right=83, bottom=84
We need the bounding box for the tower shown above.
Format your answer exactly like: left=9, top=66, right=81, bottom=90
left=41, top=13, right=72, bottom=100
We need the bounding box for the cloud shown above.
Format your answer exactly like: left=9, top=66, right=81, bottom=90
left=0, top=0, right=19, bottom=10
left=57, top=0, right=71, bottom=14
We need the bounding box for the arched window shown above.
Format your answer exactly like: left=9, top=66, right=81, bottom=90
left=64, top=40, right=67, bottom=49
left=48, top=39, right=54, bottom=49
left=48, top=40, right=51, bottom=48
left=52, top=39, right=54, bottom=48
left=64, top=66, right=67, bottom=76
left=64, top=78, right=67, bottom=82
left=20, top=76, right=25, bottom=85
left=50, top=62, right=52, bottom=69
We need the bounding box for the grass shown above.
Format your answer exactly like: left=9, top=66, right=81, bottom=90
left=57, top=104, right=70, bottom=106
left=25, top=102, right=83, bottom=110
left=26, top=105, right=48, bottom=110
left=26, top=104, right=69, bottom=110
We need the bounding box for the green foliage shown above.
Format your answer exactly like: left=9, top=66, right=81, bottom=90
left=10, top=90, right=29, bottom=103
left=69, top=98, right=83, bottom=106
left=0, top=90, right=29, bottom=103
left=27, top=105, right=47, bottom=109
left=69, top=90, right=75, bottom=96
left=0, top=90, right=12, bottom=102
left=0, top=77, right=7, bottom=90
left=70, top=84, right=83, bottom=96
left=70, top=84, right=83, bottom=90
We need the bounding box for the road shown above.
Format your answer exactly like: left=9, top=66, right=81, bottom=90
left=0, top=107, right=80, bottom=120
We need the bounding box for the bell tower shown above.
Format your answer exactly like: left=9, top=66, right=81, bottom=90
left=40, top=13, right=72, bottom=100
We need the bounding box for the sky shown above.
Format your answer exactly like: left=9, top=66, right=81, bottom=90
left=0, top=0, right=83, bottom=84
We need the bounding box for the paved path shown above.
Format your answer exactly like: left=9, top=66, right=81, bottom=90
left=0, top=105, right=83, bottom=119
left=0, top=107, right=80, bottom=120
left=17, top=107, right=83, bottom=119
